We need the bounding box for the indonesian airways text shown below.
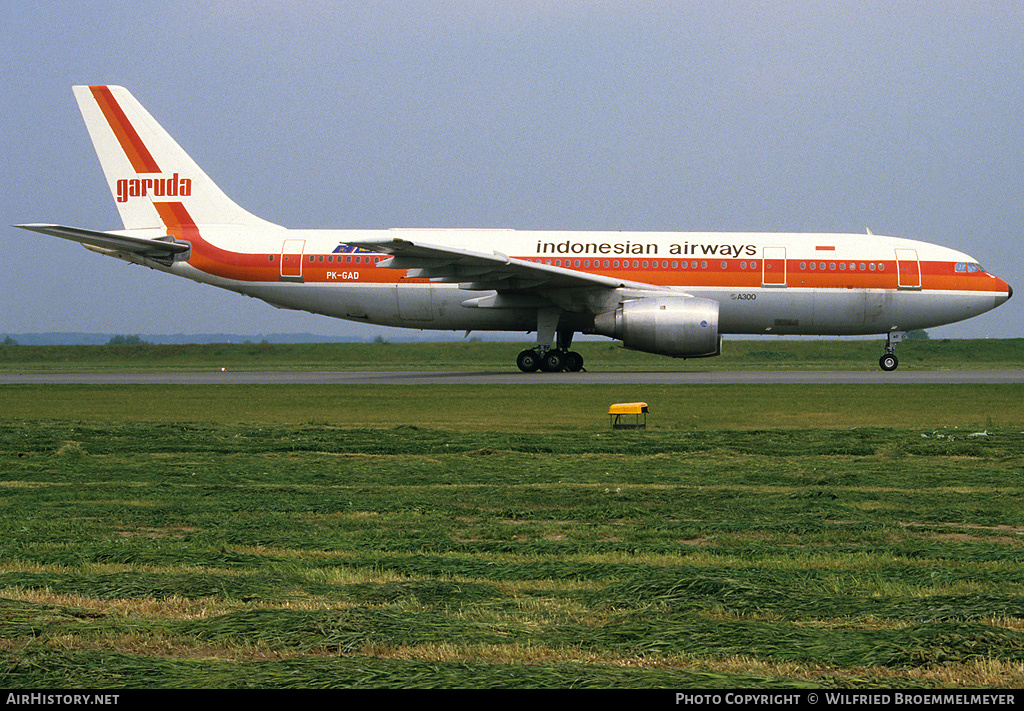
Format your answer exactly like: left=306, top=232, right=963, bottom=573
left=536, top=240, right=758, bottom=258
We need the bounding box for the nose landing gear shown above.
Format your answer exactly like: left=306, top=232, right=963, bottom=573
left=879, top=331, right=906, bottom=371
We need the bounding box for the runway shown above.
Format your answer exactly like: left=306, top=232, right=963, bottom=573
left=2, top=370, right=1023, bottom=385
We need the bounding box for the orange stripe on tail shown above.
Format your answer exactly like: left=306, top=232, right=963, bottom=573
left=90, top=85, right=161, bottom=173
left=153, top=202, right=269, bottom=281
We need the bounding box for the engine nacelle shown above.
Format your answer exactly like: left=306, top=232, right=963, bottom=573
left=593, top=297, right=722, bottom=358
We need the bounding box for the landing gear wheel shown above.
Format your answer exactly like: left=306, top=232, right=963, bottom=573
left=539, top=349, right=565, bottom=373
left=563, top=351, right=584, bottom=372
left=879, top=332, right=905, bottom=372
left=516, top=349, right=541, bottom=373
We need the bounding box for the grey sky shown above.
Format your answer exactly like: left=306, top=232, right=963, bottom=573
left=2, top=1, right=1021, bottom=339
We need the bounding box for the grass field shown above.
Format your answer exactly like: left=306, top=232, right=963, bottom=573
left=2, top=337, right=1023, bottom=372
left=2, top=352, right=1024, bottom=687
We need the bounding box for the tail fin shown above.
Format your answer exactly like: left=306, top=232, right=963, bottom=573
left=73, top=85, right=277, bottom=231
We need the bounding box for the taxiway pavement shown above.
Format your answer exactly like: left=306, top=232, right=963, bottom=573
left=2, top=370, right=1022, bottom=385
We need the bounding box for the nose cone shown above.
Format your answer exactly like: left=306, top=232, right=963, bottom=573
left=998, top=279, right=1013, bottom=305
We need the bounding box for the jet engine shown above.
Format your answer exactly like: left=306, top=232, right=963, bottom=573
left=593, top=296, right=722, bottom=358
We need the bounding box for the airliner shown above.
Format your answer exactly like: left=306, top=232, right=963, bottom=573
left=16, top=86, right=1012, bottom=372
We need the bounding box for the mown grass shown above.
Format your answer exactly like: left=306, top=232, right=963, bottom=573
left=1, top=338, right=1022, bottom=372
left=0, top=381, right=1023, bottom=688
left=2, top=383, right=1024, bottom=431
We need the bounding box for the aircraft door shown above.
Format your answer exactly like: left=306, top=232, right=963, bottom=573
left=762, top=247, right=787, bottom=287
left=395, top=282, right=435, bottom=321
left=895, top=249, right=921, bottom=289
left=280, top=239, right=305, bottom=283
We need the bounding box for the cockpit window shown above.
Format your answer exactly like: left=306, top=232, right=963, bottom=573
left=955, top=262, right=984, bottom=274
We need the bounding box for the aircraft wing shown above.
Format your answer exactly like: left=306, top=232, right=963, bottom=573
left=344, top=236, right=667, bottom=293
left=14, top=224, right=189, bottom=259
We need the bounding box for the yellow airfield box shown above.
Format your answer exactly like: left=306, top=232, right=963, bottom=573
left=608, top=402, right=648, bottom=430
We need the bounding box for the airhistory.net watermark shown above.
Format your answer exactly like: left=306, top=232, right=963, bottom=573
left=6, top=694, right=119, bottom=706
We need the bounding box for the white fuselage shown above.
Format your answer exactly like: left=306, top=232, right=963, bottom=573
left=158, top=227, right=1008, bottom=338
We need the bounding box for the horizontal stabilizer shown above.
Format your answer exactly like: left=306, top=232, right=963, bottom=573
left=14, top=223, right=189, bottom=258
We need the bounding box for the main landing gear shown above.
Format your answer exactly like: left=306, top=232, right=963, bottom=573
left=516, top=309, right=585, bottom=373
left=879, top=331, right=906, bottom=371
left=516, top=346, right=585, bottom=373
